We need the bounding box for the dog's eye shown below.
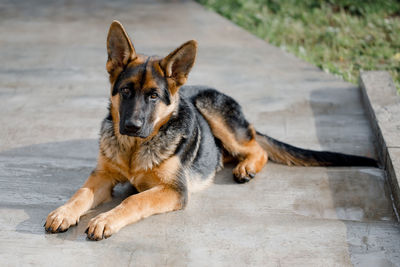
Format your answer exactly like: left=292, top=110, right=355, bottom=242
left=121, top=87, right=130, bottom=95
left=149, top=93, right=158, bottom=100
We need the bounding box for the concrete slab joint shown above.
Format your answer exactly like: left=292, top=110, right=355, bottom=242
left=359, top=71, right=400, bottom=218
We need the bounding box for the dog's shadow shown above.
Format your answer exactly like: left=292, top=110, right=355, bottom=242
left=213, top=163, right=238, bottom=185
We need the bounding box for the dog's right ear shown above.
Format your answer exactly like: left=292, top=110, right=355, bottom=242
left=106, top=21, right=136, bottom=81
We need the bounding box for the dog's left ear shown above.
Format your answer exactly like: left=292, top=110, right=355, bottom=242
left=106, top=21, right=136, bottom=81
left=161, top=40, right=197, bottom=88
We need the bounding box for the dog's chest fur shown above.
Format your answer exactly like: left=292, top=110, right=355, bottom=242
left=99, top=116, right=182, bottom=177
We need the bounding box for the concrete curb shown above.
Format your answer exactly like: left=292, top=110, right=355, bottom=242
left=359, top=71, right=400, bottom=219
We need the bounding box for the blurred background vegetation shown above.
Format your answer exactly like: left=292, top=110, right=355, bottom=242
left=197, top=0, right=400, bottom=91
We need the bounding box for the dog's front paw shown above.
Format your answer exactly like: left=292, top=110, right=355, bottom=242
left=86, top=212, right=119, bottom=241
left=44, top=205, right=79, bottom=233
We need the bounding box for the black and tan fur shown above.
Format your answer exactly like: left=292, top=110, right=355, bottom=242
left=44, top=21, right=378, bottom=240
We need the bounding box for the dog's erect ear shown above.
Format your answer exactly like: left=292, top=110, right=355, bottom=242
left=106, top=21, right=136, bottom=78
left=161, top=40, right=197, bottom=87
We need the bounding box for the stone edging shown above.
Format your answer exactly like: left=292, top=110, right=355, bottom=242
left=359, top=71, right=400, bottom=220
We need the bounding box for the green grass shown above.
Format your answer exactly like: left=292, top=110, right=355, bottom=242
left=197, top=0, right=400, bottom=91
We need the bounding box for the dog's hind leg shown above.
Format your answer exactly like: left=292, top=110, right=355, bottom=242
left=194, top=89, right=268, bottom=183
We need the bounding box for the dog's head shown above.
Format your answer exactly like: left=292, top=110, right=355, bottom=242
left=106, top=21, right=197, bottom=138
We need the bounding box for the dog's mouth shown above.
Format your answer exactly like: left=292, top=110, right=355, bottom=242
left=119, top=128, right=149, bottom=139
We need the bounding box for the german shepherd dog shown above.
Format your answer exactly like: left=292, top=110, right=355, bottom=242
left=44, top=21, right=377, bottom=240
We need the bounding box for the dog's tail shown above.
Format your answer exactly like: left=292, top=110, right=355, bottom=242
left=255, top=131, right=378, bottom=167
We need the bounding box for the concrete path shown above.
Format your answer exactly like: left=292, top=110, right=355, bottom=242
left=0, top=0, right=399, bottom=266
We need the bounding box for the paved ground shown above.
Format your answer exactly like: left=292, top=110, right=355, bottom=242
left=0, top=0, right=399, bottom=266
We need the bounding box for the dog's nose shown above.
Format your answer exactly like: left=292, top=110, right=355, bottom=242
left=125, top=119, right=143, bottom=131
